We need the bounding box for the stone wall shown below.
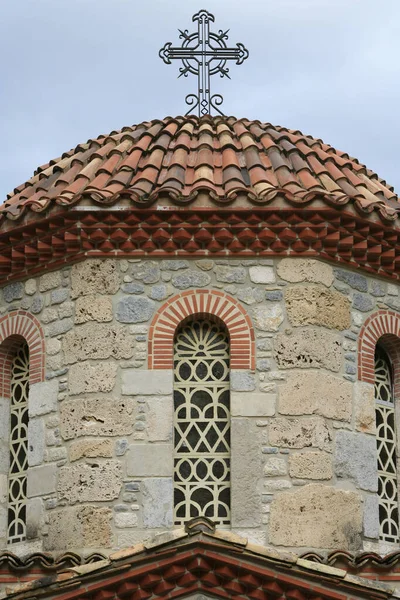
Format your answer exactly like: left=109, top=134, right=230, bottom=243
left=0, top=257, right=397, bottom=556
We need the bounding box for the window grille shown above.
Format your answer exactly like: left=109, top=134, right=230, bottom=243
left=173, top=319, right=230, bottom=525
left=375, top=346, right=399, bottom=543
left=8, top=343, right=29, bottom=544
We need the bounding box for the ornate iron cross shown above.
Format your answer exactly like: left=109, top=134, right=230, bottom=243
left=159, top=9, right=249, bottom=116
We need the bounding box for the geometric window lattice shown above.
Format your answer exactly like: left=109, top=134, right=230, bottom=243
left=7, top=343, right=29, bottom=544
left=375, top=346, right=399, bottom=543
left=173, top=319, right=230, bottom=526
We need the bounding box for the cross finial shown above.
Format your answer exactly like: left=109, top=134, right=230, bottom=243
left=159, top=9, right=249, bottom=116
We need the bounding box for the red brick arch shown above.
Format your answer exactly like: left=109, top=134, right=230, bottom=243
left=0, top=310, right=45, bottom=397
left=148, top=290, right=255, bottom=370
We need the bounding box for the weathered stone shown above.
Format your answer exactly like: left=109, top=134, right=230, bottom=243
left=41, top=308, right=59, bottom=324
left=231, top=419, right=261, bottom=527
left=289, top=452, right=332, bottom=480
left=364, top=495, right=379, bottom=539
left=122, top=369, right=173, bottom=395
left=26, top=497, right=43, bottom=539
left=116, top=439, right=129, bottom=456
left=46, top=318, right=74, bottom=337
left=160, top=260, right=188, bottom=271
left=31, top=295, right=44, bottom=314
left=75, top=295, right=113, bottom=323
left=45, top=506, right=112, bottom=550
left=387, top=283, right=399, bottom=296
left=334, top=431, right=378, bottom=492
left=215, top=266, right=246, bottom=284
left=61, top=397, right=135, bottom=440
left=58, top=461, right=122, bottom=503
left=354, top=381, right=375, bottom=434
left=29, top=380, right=58, bottom=417
left=132, top=261, right=160, bottom=284
left=237, top=287, right=264, bottom=305
left=275, top=329, right=342, bottom=372
left=256, top=359, right=270, bottom=371
left=59, top=302, right=74, bottom=320
left=127, top=444, right=173, bottom=476
left=278, top=371, right=352, bottom=421
left=24, top=279, right=37, bottom=295
left=269, top=417, right=331, bottom=450
left=69, top=439, right=113, bottom=461
left=50, top=289, right=69, bottom=305
left=116, top=296, right=155, bottom=323
left=277, top=259, right=334, bottom=287
left=285, top=285, right=350, bottom=330
left=146, top=396, right=173, bottom=441
left=121, top=282, right=145, bottom=294
left=230, top=371, right=256, bottom=392
left=257, top=338, right=273, bottom=351
left=231, top=393, right=275, bottom=417
left=370, top=281, right=386, bottom=297
left=265, top=290, right=283, bottom=301
left=264, top=457, right=287, bottom=476
left=45, top=447, right=67, bottom=462
left=27, top=465, right=57, bottom=498
left=115, top=512, right=138, bottom=528
left=269, top=484, right=362, bottom=549
left=39, top=271, right=62, bottom=292
left=252, top=304, right=283, bottom=332
left=195, top=259, right=214, bottom=271
left=335, top=269, right=368, bottom=292
left=62, top=323, right=134, bottom=363
left=264, top=479, right=292, bottom=492
left=68, top=362, right=117, bottom=395
left=71, top=260, right=119, bottom=297
left=150, top=284, right=170, bottom=301
left=142, top=478, right=173, bottom=528
left=3, top=282, right=24, bottom=302
left=28, top=419, right=45, bottom=467
left=249, top=266, right=275, bottom=284
left=352, top=293, right=375, bottom=312
left=172, top=270, right=211, bottom=289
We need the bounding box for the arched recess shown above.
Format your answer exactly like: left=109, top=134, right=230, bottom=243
left=148, top=290, right=255, bottom=370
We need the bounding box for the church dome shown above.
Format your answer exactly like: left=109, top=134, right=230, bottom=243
left=3, top=115, right=398, bottom=222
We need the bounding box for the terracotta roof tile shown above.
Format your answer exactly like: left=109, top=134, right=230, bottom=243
left=2, top=115, right=398, bottom=223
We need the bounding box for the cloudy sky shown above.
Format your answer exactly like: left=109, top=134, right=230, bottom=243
left=1, top=0, right=399, bottom=200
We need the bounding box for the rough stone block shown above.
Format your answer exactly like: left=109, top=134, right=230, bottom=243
left=160, top=260, right=188, bottom=271
left=285, top=285, right=350, bottom=330
left=334, top=269, right=368, bottom=292
left=237, top=287, right=264, bottom=305
left=39, top=271, right=62, bottom=292
left=45, top=506, right=112, bottom=550
left=269, top=417, right=331, bottom=451
left=275, top=329, right=342, bottom=372
left=29, top=380, right=58, bottom=416
left=58, top=461, right=122, bottom=503
left=62, top=322, right=134, bottom=363
left=150, top=285, right=170, bottom=301
left=277, top=259, right=334, bottom=287
left=61, top=397, right=135, bottom=440
left=50, top=289, right=69, bottom=305
left=278, top=371, right=352, bottom=421
left=249, top=266, right=275, bottom=284
left=231, top=392, right=275, bottom=417
left=354, top=381, right=375, bottom=434
left=25, top=279, right=37, bottom=295
left=115, top=512, right=138, bottom=528
left=352, top=293, right=375, bottom=312
left=215, top=265, right=246, bottom=283
left=289, top=452, right=332, bottom=480
left=116, top=296, right=155, bottom=323
left=172, top=270, right=211, bottom=289
left=146, top=396, right=173, bottom=441
left=31, top=296, right=44, bottom=314
left=28, top=419, right=45, bottom=467
left=122, top=282, right=145, bottom=294
left=71, top=260, right=119, bottom=297
left=69, top=439, right=113, bottom=461
left=231, top=418, right=261, bottom=527
left=127, top=444, right=173, bottom=476
left=27, top=465, right=57, bottom=498
left=142, top=478, right=173, bottom=528
left=68, top=362, right=117, bottom=395
left=75, top=295, right=113, bottom=323
left=46, top=318, right=74, bottom=337
left=195, top=259, right=214, bottom=271
left=364, top=494, right=380, bottom=539
left=230, top=371, right=256, bottom=392
left=269, top=484, right=362, bottom=550
left=3, top=282, right=24, bottom=302
left=26, top=498, right=43, bottom=539
left=132, top=261, right=160, bottom=284
left=334, top=431, right=378, bottom=492
left=252, top=304, right=283, bottom=332
left=263, top=457, right=287, bottom=476
left=122, top=369, right=173, bottom=395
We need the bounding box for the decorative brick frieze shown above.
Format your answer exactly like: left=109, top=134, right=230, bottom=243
left=148, top=290, right=255, bottom=370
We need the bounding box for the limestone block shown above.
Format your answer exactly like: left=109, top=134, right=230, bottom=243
left=28, top=419, right=45, bottom=467
left=127, top=444, right=173, bottom=476
left=354, top=381, right=375, bottom=434
left=277, top=259, right=334, bottom=287
left=69, top=439, right=113, bottom=461
left=364, top=495, right=380, bottom=539
left=195, top=259, right=214, bottom=271
left=215, top=266, right=246, bottom=283
left=26, top=498, right=43, bottom=539
left=46, top=338, right=61, bottom=356
left=252, top=304, right=283, bottom=332
left=230, top=371, right=256, bottom=392
left=289, top=452, right=332, bottom=480
left=231, top=392, right=275, bottom=417
left=278, top=371, right=352, bottom=421
left=335, top=269, right=368, bottom=292
left=115, top=512, right=138, bottom=528
left=275, top=328, right=342, bottom=372
left=122, top=369, right=173, bottom=395
left=45, top=506, right=112, bottom=550
left=39, top=271, right=62, bottom=292
left=29, top=380, right=58, bottom=417
left=71, top=259, right=119, bottom=298
left=58, top=461, right=122, bottom=503
left=249, top=266, right=275, bottom=284
left=60, top=397, right=135, bottom=440
left=269, top=484, right=362, bottom=550
left=146, top=396, right=173, bottom=441
left=264, top=457, right=287, bottom=476
left=68, top=362, right=117, bottom=395
left=27, top=465, right=57, bottom=498
left=142, top=478, right=173, bottom=528
left=132, top=261, right=160, bottom=284
left=269, top=417, right=331, bottom=451
left=62, top=323, right=134, bottom=363
left=231, top=418, right=261, bottom=527
left=75, top=295, right=113, bottom=323
left=172, top=270, right=211, bottom=289
left=285, top=285, right=350, bottom=330
left=334, top=431, right=378, bottom=492
left=116, top=296, right=155, bottom=323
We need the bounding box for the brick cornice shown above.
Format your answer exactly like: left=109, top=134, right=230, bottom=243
left=358, top=310, right=400, bottom=386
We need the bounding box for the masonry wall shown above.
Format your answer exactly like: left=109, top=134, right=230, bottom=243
left=0, top=257, right=398, bottom=556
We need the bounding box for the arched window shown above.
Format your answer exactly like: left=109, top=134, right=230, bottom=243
left=173, top=318, right=230, bottom=526
left=7, top=342, right=29, bottom=544
left=375, top=344, right=399, bottom=543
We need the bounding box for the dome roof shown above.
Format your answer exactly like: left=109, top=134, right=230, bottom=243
left=3, top=115, right=399, bottom=223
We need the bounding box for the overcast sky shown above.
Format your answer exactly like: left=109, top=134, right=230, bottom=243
left=1, top=0, right=399, bottom=200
